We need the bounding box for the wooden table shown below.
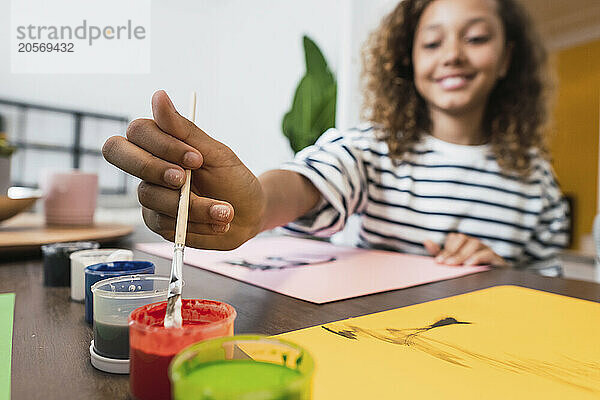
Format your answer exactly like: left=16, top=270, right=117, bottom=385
left=2, top=229, right=600, bottom=400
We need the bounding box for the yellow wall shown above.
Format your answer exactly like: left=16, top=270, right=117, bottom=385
left=550, top=39, right=600, bottom=250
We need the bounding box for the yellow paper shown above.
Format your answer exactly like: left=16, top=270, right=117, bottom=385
left=277, top=285, right=600, bottom=399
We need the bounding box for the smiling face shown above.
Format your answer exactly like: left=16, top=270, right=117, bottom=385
left=412, top=0, right=511, bottom=117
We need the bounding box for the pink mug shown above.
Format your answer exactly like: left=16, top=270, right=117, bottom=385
left=42, top=171, right=98, bottom=226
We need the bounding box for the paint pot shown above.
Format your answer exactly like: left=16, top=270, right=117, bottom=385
left=90, top=275, right=169, bottom=374
left=42, top=241, right=99, bottom=287
left=129, top=299, right=236, bottom=400
left=70, top=249, right=134, bottom=302
left=168, top=335, right=314, bottom=400
left=84, top=261, right=154, bottom=324
left=89, top=341, right=129, bottom=374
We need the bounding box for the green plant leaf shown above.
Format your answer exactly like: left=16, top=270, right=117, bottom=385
left=282, top=35, right=337, bottom=154
left=303, top=36, right=328, bottom=76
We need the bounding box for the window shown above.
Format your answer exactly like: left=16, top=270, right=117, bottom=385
left=0, top=98, right=129, bottom=194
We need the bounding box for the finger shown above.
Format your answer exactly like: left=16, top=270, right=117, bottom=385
left=126, top=118, right=203, bottom=170
left=138, top=181, right=234, bottom=224
left=423, top=240, right=441, bottom=256
left=142, top=207, right=230, bottom=237
left=445, top=238, right=482, bottom=265
left=463, top=249, right=503, bottom=266
left=151, top=90, right=219, bottom=154
left=102, top=136, right=185, bottom=188
left=156, top=230, right=246, bottom=251
left=436, top=233, right=468, bottom=263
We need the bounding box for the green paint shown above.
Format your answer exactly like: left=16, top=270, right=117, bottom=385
left=0, top=294, right=15, bottom=400
left=173, top=360, right=305, bottom=400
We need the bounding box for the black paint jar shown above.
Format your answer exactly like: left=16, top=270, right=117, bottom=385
left=42, top=241, right=99, bottom=287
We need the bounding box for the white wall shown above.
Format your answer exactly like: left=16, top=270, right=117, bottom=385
left=1, top=0, right=399, bottom=184
left=337, top=0, right=398, bottom=130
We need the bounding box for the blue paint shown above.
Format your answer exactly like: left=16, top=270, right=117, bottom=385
left=84, top=261, right=154, bottom=323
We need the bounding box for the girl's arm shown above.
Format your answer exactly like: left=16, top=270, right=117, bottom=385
left=258, top=169, right=322, bottom=232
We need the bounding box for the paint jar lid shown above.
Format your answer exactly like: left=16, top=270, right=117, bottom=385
left=42, top=241, right=99, bottom=256
left=89, top=341, right=129, bottom=374
left=85, top=261, right=154, bottom=277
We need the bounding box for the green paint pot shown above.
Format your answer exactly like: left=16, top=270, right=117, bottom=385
left=169, top=335, right=314, bottom=400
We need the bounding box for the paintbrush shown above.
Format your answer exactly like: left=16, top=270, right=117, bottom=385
left=164, top=91, right=196, bottom=329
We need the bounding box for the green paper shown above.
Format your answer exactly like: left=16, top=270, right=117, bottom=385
left=0, top=294, right=14, bottom=400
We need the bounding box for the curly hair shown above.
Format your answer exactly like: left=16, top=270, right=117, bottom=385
left=362, top=0, right=552, bottom=175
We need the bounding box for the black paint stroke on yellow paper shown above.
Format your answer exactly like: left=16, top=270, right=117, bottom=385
left=322, top=317, right=600, bottom=393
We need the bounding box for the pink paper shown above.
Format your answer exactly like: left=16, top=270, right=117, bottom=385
left=136, top=236, right=489, bottom=304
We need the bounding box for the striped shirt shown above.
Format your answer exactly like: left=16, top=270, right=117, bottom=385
left=280, top=126, right=570, bottom=270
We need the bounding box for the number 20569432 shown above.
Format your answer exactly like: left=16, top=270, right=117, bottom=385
left=18, top=42, right=74, bottom=52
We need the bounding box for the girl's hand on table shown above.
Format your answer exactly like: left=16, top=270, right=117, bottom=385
left=102, top=90, right=266, bottom=250
left=424, top=233, right=509, bottom=267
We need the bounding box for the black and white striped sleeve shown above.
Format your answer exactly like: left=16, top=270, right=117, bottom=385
left=521, top=165, right=570, bottom=270
left=278, top=128, right=368, bottom=237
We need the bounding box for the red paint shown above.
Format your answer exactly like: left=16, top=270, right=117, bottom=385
left=129, top=299, right=236, bottom=400
left=129, top=348, right=174, bottom=400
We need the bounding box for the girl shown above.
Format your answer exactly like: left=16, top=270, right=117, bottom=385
left=103, top=0, right=569, bottom=272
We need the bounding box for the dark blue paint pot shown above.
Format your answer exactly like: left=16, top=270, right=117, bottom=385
left=84, top=261, right=154, bottom=323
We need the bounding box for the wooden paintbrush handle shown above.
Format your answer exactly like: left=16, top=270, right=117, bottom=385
left=174, top=91, right=196, bottom=246
left=175, top=169, right=192, bottom=246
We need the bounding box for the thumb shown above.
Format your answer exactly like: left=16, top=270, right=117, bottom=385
left=151, top=90, right=216, bottom=151
left=423, top=239, right=441, bottom=256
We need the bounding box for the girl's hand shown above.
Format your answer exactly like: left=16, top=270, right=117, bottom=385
left=423, top=233, right=509, bottom=267
left=102, top=90, right=266, bottom=250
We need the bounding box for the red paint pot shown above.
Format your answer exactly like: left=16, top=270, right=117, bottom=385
left=128, top=299, right=236, bottom=400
